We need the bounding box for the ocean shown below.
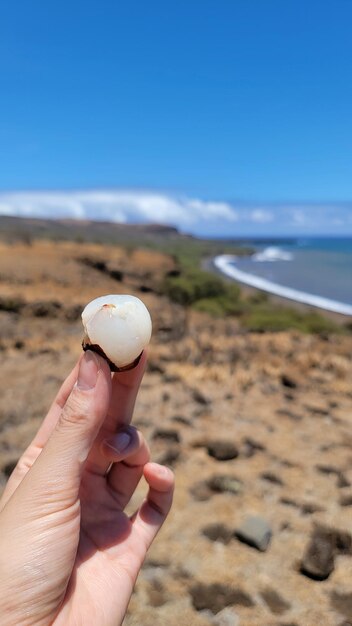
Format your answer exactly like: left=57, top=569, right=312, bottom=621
left=214, top=237, right=352, bottom=315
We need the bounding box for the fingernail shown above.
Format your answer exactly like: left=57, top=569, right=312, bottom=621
left=77, top=351, right=99, bottom=390
left=105, top=431, right=131, bottom=453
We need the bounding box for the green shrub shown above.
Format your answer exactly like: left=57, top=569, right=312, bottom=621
left=243, top=305, right=342, bottom=334
left=162, top=269, right=226, bottom=305
left=193, top=295, right=248, bottom=317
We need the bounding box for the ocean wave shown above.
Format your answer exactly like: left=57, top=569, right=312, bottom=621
left=252, top=246, right=293, bottom=262
left=214, top=255, right=352, bottom=316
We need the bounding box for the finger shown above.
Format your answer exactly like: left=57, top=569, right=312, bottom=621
left=0, top=361, right=80, bottom=509
left=104, top=427, right=150, bottom=510
left=131, top=462, right=174, bottom=549
left=84, top=351, right=147, bottom=476
left=10, top=351, right=112, bottom=516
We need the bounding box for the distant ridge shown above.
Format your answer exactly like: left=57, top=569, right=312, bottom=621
left=0, top=215, right=189, bottom=245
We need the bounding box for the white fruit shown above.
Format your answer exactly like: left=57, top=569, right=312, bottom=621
left=82, top=294, right=152, bottom=369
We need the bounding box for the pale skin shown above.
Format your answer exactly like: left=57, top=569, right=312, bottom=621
left=0, top=350, right=174, bottom=626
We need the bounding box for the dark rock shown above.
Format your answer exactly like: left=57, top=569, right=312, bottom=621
left=152, top=428, right=180, bottom=443
left=340, top=494, right=352, bottom=507
left=300, top=527, right=335, bottom=580
left=261, top=472, right=284, bottom=486
left=163, top=373, right=180, bottom=383
left=330, top=591, right=352, bottom=621
left=190, top=582, right=254, bottom=613
left=65, top=304, right=82, bottom=321
left=28, top=300, right=62, bottom=318
left=162, top=392, right=170, bottom=402
left=192, top=388, right=211, bottom=406
left=337, top=473, right=351, bottom=488
left=260, top=587, right=291, bottom=615
left=280, top=497, right=300, bottom=509
left=147, top=360, right=165, bottom=374
left=156, top=447, right=180, bottom=467
left=300, top=501, right=325, bottom=515
left=316, top=464, right=351, bottom=488
left=304, top=402, right=330, bottom=416
left=207, top=440, right=239, bottom=462
left=276, top=408, right=302, bottom=421
left=280, top=374, right=298, bottom=389
left=171, top=414, right=192, bottom=426
left=202, top=523, right=233, bottom=545
left=0, top=296, right=25, bottom=313
left=316, top=463, right=339, bottom=475
left=235, top=516, right=272, bottom=552
left=14, top=340, right=25, bottom=350
left=241, top=437, right=266, bottom=457
left=110, top=269, right=123, bottom=281
left=2, top=459, right=17, bottom=477
left=207, top=475, right=243, bottom=495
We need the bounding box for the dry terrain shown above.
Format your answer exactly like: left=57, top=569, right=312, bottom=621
left=0, top=239, right=352, bottom=626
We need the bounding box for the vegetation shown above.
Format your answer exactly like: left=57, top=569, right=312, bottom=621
left=158, top=243, right=347, bottom=335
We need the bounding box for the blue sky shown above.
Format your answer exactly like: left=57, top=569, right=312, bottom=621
left=1, top=0, right=352, bottom=235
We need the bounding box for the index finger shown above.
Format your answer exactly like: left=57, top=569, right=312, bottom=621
left=84, top=351, right=147, bottom=476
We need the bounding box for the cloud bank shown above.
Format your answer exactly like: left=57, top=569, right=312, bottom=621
left=0, top=189, right=351, bottom=235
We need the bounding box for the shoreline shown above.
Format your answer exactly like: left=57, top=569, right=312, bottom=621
left=213, top=254, right=352, bottom=318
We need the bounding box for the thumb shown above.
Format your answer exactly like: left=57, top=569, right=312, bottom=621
left=14, top=351, right=112, bottom=512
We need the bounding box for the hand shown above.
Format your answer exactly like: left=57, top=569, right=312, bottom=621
left=0, top=351, right=174, bottom=626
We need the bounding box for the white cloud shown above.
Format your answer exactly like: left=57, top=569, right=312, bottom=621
left=290, top=209, right=307, bottom=225
left=249, top=209, right=274, bottom=223
left=1, top=191, right=351, bottom=234
left=0, top=189, right=239, bottom=230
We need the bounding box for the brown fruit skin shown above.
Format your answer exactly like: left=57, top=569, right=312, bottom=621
left=82, top=338, right=142, bottom=372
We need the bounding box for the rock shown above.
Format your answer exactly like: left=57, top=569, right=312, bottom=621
left=152, top=428, right=180, bottom=443
left=235, top=516, right=272, bottom=552
left=65, top=304, right=82, bottom=321
left=337, top=472, right=351, bottom=488
left=300, top=527, right=335, bottom=580
left=147, top=360, right=165, bottom=374
left=207, top=475, right=243, bottom=495
left=2, top=459, right=17, bottom=477
left=316, top=464, right=351, bottom=488
left=212, top=607, right=240, bottom=626
left=0, top=296, right=25, bottom=313
left=304, top=401, right=330, bottom=416
left=207, top=440, right=239, bottom=461
left=280, top=374, right=298, bottom=389
left=241, top=437, right=266, bottom=457
left=276, top=408, right=302, bottom=421
left=340, top=493, right=352, bottom=507
left=156, top=447, right=180, bottom=467
left=261, top=472, right=284, bottom=486
left=202, top=523, right=233, bottom=545
left=13, top=339, right=25, bottom=350
left=260, top=587, right=291, bottom=615
left=192, top=388, right=211, bottom=406
left=171, top=414, right=192, bottom=426
left=27, top=300, right=62, bottom=318
left=300, top=501, right=324, bottom=515
left=190, top=582, right=254, bottom=613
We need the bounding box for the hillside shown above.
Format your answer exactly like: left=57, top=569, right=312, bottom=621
left=0, top=236, right=351, bottom=625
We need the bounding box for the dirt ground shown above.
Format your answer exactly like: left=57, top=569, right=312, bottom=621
left=0, top=239, right=352, bottom=626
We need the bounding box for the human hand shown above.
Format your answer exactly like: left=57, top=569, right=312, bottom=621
left=0, top=351, right=174, bottom=626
